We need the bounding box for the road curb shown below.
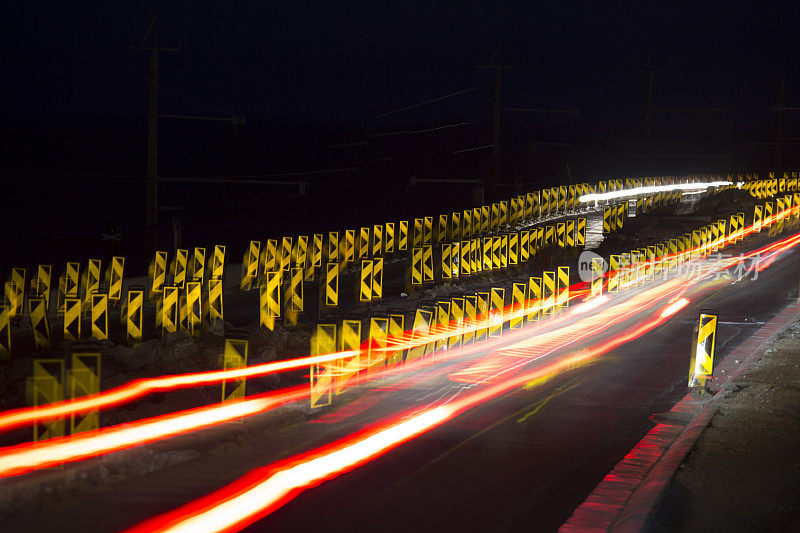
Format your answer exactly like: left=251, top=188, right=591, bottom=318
left=560, top=299, right=800, bottom=533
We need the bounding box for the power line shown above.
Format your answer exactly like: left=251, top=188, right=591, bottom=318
left=0, top=183, right=138, bottom=218
left=477, top=44, right=515, bottom=201
left=377, top=87, right=478, bottom=118
left=504, top=87, right=575, bottom=111
left=129, top=12, right=181, bottom=257
left=160, top=166, right=357, bottom=180
left=158, top=86, right=242, bottom=120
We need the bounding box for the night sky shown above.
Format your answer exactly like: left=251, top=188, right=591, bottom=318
left=5, top=2, right=798, bottom=125
left=3, top=2, right=800, bottom=266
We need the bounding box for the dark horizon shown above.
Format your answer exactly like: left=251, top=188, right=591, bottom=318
left=4, top=3, right=797, bottom=120
left=3, top=2, right=800, bottom=268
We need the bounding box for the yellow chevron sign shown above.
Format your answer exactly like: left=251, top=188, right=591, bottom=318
left=29, top=298, right=51, bottom=348
left=337, top=320, right=362, bottom=393
left=398, top=221, right=408, bottom=251
left=557, top=266, right=570, bottom=308
left=360, top=260, right=373, bottom=302
left=422, top=245, right=434, bottom=282
left=406, top=309, right=433, bottom=363
left=126, top=290, right=143, bottom=344
left=343, top=230, right=355, bottom=264
left=438, top=214, right=448, bottom=243
left=488, top=288, right=504, bottom=337
left=32, top=359, right=65, bottom=441
left=689, top=312, right=717, bottom=388
left=0, top=304, right=10, bottom=360
left=222, top=338, right=248, bottom=402
left=311, top=324, right=337, bottom=407
left=527, top=276, right=541, bottom=322
left=510, top=283, right=525, bottom=329
left=367, top=317, right=389, bottom=370
left=411, top=247, right=423, bottom=286
left=325, top=263, right=339, bottom=307
left=69, top=352, right=101, bottom=434
left=259, top=273, right=280, bottom=330
left=442, top=244, right=453, bottom=280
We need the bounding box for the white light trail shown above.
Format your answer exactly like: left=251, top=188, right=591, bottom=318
left=579, top=181, right=733, bottom=203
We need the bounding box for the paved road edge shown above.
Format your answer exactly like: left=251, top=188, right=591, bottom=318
left=559, top=299, right=800, bottom=533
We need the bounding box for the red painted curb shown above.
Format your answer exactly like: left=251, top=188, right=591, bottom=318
left=560, top=300, right=800, bottom=533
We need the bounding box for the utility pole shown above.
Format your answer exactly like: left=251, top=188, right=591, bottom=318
left=477, top=45, right=515, bottom=201
left=645, top=68, right=653, bottom=140
left=638, top=54, right=663, bottom=143
left=775, top=70, right=785, bottom=176
left=760, top=69, right=800, bottom=170
left=638, top=54, right=727, bottom=152
left=130, top=13, right=180, bottom=257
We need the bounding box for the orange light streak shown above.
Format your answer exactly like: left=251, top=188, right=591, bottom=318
left=127, top=299, right=690, bottom=533
left=1, top=221, right=798, bottom=483
left=0, top=386, right=307, bottom=478
left=0, top=351, right=358, bottom=434
left=450, top=282, right=687, bottom=384
left=0, top=271, right=689, bottom=479
left=0, top=221, right=794, bottom=434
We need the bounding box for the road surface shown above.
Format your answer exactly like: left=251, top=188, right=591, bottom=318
left=3, top=228, right=798, bottom=533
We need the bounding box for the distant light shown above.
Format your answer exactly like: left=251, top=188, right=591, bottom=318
left=660, top=298, right=689, bottom=318
left=579, top=181, right=733, bottom=203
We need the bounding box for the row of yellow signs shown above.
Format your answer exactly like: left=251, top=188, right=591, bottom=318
left=0, top=175, right=731, bottom=356
left=744, top=176, right=800, bottom=199
left=309, top=267, right=574, bottom=406
left=754, top=195, right=800, bottom=232
left=308, top=191, right=800, bottom=407
left=0, top=187, right=727, bottom=355
left=2, top=258, right=126, bottom=321
left=634, top=189, right=683, bottom=215
left=605, top=213, right=746, bottom=292
left=411, top=219, right=587, bottom=285
left=235, top=177, right=721, bottom=290
left=601, top=195, right=800, bottom=293
left=155, top=194, right=800, bottom=348
left=30, top=353, right=101, bottom=441
left=29, top=338, right=249, bottom=443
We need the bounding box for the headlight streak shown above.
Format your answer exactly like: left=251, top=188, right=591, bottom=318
left=126, top=298, right=691, bottom=533
left=449, top=279, right=689, bottom=385
left=578, top=181, right=732, bottom=203
left=0, top=267, right=692, bottom=480
left=120, top=217, right=800, bottom=531
left=0, top=351, right=360, bottom=434
left=0, top=280, right=671, bottom=479
left=568, top=294, right=610, bottom=314
left=2, top=210, right=794, bottom=439
left=0, top=227, right=798, bottom=480
left=0, top=386, right=307, bottom=478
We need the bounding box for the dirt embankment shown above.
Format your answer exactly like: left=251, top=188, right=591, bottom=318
left=0, top=187, right=761, bottom=429
left=0, top=187, right=773, bottom=517
left=649, top=320, right=800, bottom=531
left=594, top=187, right=761, bottom=256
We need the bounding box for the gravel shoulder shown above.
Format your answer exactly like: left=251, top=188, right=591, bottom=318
left=649, top=319, right=800, bottom=531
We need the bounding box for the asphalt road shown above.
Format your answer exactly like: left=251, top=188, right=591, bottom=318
left=259, top=237, right=800, bottom=533
left=4, top=226, right=799, bottom=533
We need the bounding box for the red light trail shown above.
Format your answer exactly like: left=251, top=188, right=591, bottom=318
left=126, top=298, right=690, bottom=533
left=0, top=211, right=793, bottom=439
left=0, top=278, right=676, bottom=479
left=0, top=350, right=360, bottom=434
left=0, top=386, right=307, bottom=478
left=0, top=215, right=797, bottom=486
